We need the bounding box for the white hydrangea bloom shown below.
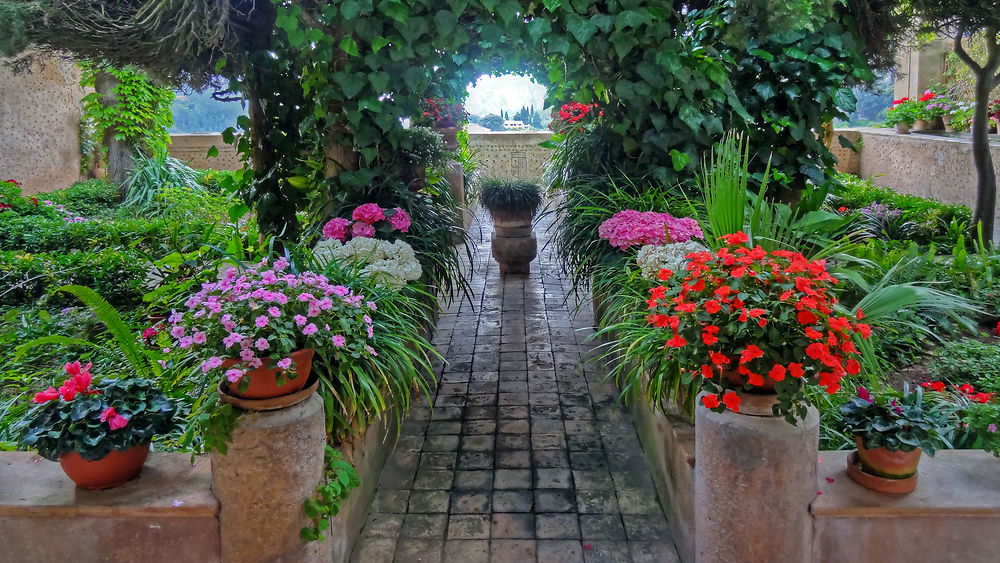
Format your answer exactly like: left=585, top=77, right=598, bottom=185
left=314, top=238, right=422, bottom=289
left=635, top=240, right=707, bottom=280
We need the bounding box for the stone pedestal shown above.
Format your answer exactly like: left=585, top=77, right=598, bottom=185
left=211, top=394, right=328, bottom=563
left=491, top=232, right=537, bottom=275
left=694, top=395, right=818, bottom=563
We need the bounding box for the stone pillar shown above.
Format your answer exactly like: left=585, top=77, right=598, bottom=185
left=435, top=126, right=468, bottom=231
left=211, top=394, right=329, bottom=563
left=694, top=395, right=819, bottom=563
left=893, top=38, right=949, bottom=100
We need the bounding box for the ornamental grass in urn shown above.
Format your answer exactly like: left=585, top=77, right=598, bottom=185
left=645, top=231, right=871, bottom=423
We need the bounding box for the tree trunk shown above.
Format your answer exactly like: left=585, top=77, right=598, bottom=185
left=94, top=71, right=135, bottom=199
left=972, top=70, right=998, bottom=243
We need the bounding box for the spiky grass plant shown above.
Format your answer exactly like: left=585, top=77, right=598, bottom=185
left=479, top=177, right=542, bottom=216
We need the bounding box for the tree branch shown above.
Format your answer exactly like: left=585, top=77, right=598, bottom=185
left=953, top=25, right=984, bottom=74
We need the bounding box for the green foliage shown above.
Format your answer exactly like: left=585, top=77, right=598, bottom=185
left=80, top=63, right=175, bottom=159
left=884, top=98, right=921, bottom=125
left=479, top=114, right=505, bottom=131
left=478, top=177, right=542, bottom=215
left=400, top=127, right=452, bottom=174
left=45, top=180, right=119, bottom=217
left=125, top=152, right=205, bottom=210
left=961, top=401, right=1000, bottom=456
left=0, top=249, right=148, bottom=309
left=301, top=447, right=360, bottom=542
left=840, top=385, right=955, bottom=456
left=18, top=377, right=176, bottom=461
left=931, top=338, right=1000, bottom=392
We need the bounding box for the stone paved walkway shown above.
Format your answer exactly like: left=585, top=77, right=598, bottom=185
left=351, top=210, right=681, bottom=563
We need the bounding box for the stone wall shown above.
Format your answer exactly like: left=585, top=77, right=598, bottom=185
left=168, top=134, right=243, bottom=170
left=467, top=131, right=553, bottom=183
left=833, top=127, right=1000, bottom=238
left=0, top=55, right=85, bottom=194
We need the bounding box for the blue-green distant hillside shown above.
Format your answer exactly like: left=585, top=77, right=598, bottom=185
left=169, top=90, right=244, bottom=134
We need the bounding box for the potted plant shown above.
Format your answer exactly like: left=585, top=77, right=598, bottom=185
left=885, top=97, right=921, bottom=134
left=18, top=361, right=176, bottom=490
left=400, top=126, right=452, bottom=190
left=420, top=97, right=468, bottom=129
left=167, top=257, right=377, bottom=407
left=644, top=231, right=871, bottom=422
left=922, top=380, right=999, bottom=457
left=840, top=384, right=955, bottom=493
left=479, top=176, right=543, bottom=275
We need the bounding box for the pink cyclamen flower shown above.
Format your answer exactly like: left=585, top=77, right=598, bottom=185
left=100, top=407, right=129, bottom=430
left=331, top=335, right=347, bottom=347
left=255, top=315, right=270, bottom=328
left=322, top=217, right=352, bottom=242
left=332, top=285, right=350, bottom=297
left=302, top=323, right=318, bottom=336
left=367, top=324, right=374, bottom=338
left=389, top=208, right=411, bottom=232
left=352, top=203, right=385, bottom=224
left=857, top=386, right=873, bottom=403
left=273, top=257, right=289, bottom=271
left=225, top=369, right=244, bottom=383
left=351, top=221, right=376, bottom=238
left=255, top=337, right=270, bottom=351
left=276, top=358, right=293, bottom=370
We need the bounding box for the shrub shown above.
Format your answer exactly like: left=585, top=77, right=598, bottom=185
left=46, top=180, right=119, bottom=217
left=930, top=338, right=1000, bottom=393
left=478, top=177, right=542, bottom=215
left=0, top=249, right=148, bottom=309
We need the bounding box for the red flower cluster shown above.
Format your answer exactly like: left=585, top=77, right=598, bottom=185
left=921, top=381, right=994, bottom=404
left=3, top=179, right=21, bottom=185
left=420, top=98, right=467, bottom=126
left=919, top=91, right=936, bottom=102
left=891, top=97, right=910, bottom=106
left=32, top=361, right=102, bottom=403
left=0, top=203, right=11, bottom=211
left=557, top=102, right=599, bottom=124
left=645, top=232, right=870, bottom=419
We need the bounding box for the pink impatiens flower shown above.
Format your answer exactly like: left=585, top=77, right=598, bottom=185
left=276, top=358, right=293, bottom=370
left=331, top=335, right=346, bottom=347
left=302, top=323, right=318, bottom=336
left=254, top=337, right=270, bottom=351
left=225, top=369, right=244, bottom=383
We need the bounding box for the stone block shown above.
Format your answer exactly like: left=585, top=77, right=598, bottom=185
left=0, top=451, right=218, bottom=563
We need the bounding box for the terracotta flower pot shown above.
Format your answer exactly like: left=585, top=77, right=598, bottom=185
left=854, top=437, right=922, bottom=479
left=222, top=348, right=314, bottom=399
left=894, top=122, right=911, bottom=134
left=913, top=119, right=930, bottom=131
left=59, top=443, right=150, bottom=490
left=722, top=369, right=779, bottom=417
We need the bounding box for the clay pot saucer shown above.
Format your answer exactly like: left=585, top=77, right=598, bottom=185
left=218, top=371, right=319, bottom=411
left=846, top=451, right=918, bottom=494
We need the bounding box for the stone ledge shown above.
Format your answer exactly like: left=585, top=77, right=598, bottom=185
left=0, top=451, right=217, bottom=518
left=813, top=449, right=1000, bottom=516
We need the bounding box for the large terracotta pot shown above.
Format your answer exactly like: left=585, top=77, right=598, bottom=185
left=894, top=122, right=911, bottom=134
left=913, top=119, right=930, bottom=131
left=222, top=348, right=314, bottom=399
left=59, top=443, right=150, bottom=490
left=722, top=368, right=778, bottom=417
left=854, top=436, right=921, bottom=479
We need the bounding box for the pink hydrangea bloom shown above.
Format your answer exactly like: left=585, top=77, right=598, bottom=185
left=352, top=203, right=385, bottom=224
left=352, top=221, right=376, bottom=238
left=598, top=210, right=703, bottom=250
left=322, top=217, right=352, bottom=241
left=388, top=208, right=411, bottom=232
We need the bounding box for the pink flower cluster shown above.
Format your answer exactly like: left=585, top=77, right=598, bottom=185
left=169, top=257, right=378, bottom=385
left=322, top=203, right=411, bottom=242
left=598, top=210, right=703, bottom=250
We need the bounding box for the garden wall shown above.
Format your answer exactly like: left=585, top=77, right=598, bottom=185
left=832, top=127, right=1000, bottom=238
left=168, top=134, right=242, bottom=170
left=0, top=55, right=85, bottom=194
left=467, top=131, right=552, bottom=183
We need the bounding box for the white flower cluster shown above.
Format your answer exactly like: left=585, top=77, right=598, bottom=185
left=635, top=240, right=707, bottom=280
left=314, top=237, right=422, bottom=289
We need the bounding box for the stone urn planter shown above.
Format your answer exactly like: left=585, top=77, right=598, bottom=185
left=479, top=178, right=542, bottom=276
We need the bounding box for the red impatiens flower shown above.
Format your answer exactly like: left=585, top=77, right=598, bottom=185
left=788, top=363, right=804, bottom=378
left=797, top=310, right=817, bottom=325
left=739, top=344, right=764, bottom=363
left=721, top=391, right=741, bottom=412
left=702, top=393, right=720, bottom=408
left=919, top=91, right=935, bottom=102
left=768, top=364, right=786, bottom=382
left=710, top=351, right=731, bottom=366
left=719, top=232, right=749, bottom=246
left=666, top=333, right=688, bottom=348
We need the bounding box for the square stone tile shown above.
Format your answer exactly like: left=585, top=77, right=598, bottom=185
left=534, top=449, right=570, bottom=468
left=622, top=515, right=671, bottom=541
left=395, top=435, right=425, bottom=451
left=400, top=514, right=448, bottom=539
left=419, top=452, right=457, bottom=470
left=461, top=435, right=495, bottom=451
left=453, top=470, right=493, bottom=490
left=413, top=469, right=453, bottom=490
left=466, top=393, right=497, bottom=406
left=350, top=536, right=395, bottom=563
left=582, top=540, right=631, bottom=563
left=536, top=513, right=580, bottom=539
left=576, top=489, right=620, bottom=514
left=464, top=406, right=497, bottom=420
left=537, top=540, right=584, bottom=563
left=457, top=451, right=493, bottom=470
left=532, top=433, right=567, bottom=450
left=362, top=513, right=404, bottom=538
left=492, top=490, right=535, bottom=512
left=427, top=421, right=462, bottom=435
left=615, top=490, right=662, bottom=515
left=371, top=490, right=409, bottom=513
left=492, top=513, right=535, bottom=539
left=567, top=432, right=603, bottom=451
left=462, top=420, right=496, bottom=435
left=423, top=435, right=460, bottom=452
left=611, top=471, right=656, bottom=493
left=407, top=490, right=450, bottom=513
left=496, top=434, right=531, bottom=450
left=573, top=470, right=613, bottom=490
left=490, top=540, right=537, bottom=563
left=430, top=407, right=463, bottom=421
left=498, top=419, right=529, bottom=433
left=447, top=514, right=491, bottom=539
left=499, top=406, right=530, bottom=419
left=570, top=451, right=608, bottom=471
left=535, top=467, right=572, bottom=489
left=443, top=539, right=489, bottom=563
left=628, top=541, right=680, bottom=563
left=530, top=418, right=565, bottom=433
left=494, top=468, right=532, bottom=489
left=535, top=489, right=576, bottom=512
left=450, top=491, right=491, bottom=514
left=496, top=450, right=532, bottom=469
left=579, top=514, right=627, bottom=540
left=394, top=539, right=443, bottom=563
